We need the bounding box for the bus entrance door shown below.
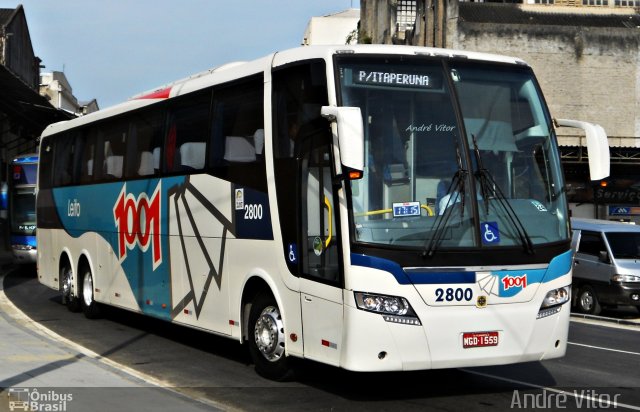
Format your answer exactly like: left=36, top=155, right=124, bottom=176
left=299, top=135, right=343, bottom=366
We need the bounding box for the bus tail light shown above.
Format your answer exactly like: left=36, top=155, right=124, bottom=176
left=354, top=292, right=421, bottom=325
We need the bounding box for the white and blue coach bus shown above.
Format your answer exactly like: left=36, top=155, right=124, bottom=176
left=36, top=45, right=609, bottom=380
left=10, top=153, right=38, bottom=264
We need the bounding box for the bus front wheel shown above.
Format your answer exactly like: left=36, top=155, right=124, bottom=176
left=80, top=268, right=101, bottom=319
left=60, top=263, right=80, bottom=312
left=248, top=292, right=293, bottom=381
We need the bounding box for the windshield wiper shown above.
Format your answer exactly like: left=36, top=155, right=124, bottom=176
left=472, top=135, right=535, bottom=255
left=422, top=144, right=467, bottom=258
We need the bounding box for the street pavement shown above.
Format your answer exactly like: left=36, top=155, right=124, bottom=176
left=0, top=252, right=223, bottom=412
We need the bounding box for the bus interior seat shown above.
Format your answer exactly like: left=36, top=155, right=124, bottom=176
left=436, top=179, right=450, bottom=212
left=179, top=142, right=206, bottom=170
left=152, top=147, right=161, bottom=171
left=137, top=151, right=155, bottom=176
left=253, top=129, right=264, bottom=155
left=105, top=155, right=123, bottom=178
left=224, top=136, right=256, bottom=162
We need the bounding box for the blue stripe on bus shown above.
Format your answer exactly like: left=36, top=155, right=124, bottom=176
left=351, top=250, right=572, bottom=288
left=350, top=253, right=475, bottom=284
left=350, top=253, right=411, bottom=284
left=542, top=250, right=572, bottom=282
left=405, top=270, right=476, bottom=284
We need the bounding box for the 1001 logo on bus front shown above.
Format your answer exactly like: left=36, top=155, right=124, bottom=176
left=113, top=182, right=162, bottom=270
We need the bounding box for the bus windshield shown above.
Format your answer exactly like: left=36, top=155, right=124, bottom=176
left=337, top=57, right=568, bottom=250
left=10, top=187, right=36, bottom=236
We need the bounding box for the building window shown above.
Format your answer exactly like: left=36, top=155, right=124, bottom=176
left=534, top=0, right=555, bottom=4
left=583, top=0, right=609, bottom=6
left=615, top=0, right=639, bottom=6
left=397, top=0, right=417, bottom=33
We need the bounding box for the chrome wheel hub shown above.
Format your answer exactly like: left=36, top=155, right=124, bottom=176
left=254, top=306, right=285, bottom=362
left=82, top=272, right=93, bottom=308
left=62, top=268, right=73, bottom=304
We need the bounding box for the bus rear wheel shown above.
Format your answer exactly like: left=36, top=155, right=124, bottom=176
left=80, top=268, right=101, bottom=319
left=60, top=263, right=80, bottom=312
left=248, top=292, right=294, bottom=381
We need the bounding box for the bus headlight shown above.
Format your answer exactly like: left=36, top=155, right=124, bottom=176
left=354, top=292, right=421, bottom=325
left=537, top=286, right=570, bottom=319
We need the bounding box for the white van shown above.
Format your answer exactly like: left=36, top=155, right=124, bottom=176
left=570, top=218, right=640, bottom=315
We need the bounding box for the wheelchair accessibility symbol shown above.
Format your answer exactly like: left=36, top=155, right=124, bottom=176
left=287, top=243, right=298, bottom=264
left=481, top=222, right=500, bottom=244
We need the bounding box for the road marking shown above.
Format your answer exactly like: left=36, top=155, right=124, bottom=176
left=461, top=368, right=640, bottom=411
left=568, top=341, right=640, bottom=356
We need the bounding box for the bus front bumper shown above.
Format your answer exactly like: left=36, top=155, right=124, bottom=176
left=338, top=298, right=569, bottom=372
left=12, top=246, right=37, bottom=264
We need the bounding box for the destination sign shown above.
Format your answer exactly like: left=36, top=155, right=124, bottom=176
left=356, top=70, right=430, bottom=87
left=344, top=67, right=442, bottom=90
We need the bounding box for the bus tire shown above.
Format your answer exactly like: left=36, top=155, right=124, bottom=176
left=248, top=292, right=294, bottom=381
left=60, top=263, right=80, bottom=312
left=80, top=267, right=101, bottom=319
left=577, top=285, right=601, bottom=315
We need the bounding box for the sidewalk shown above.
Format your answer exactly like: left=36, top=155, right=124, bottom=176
left=0, top=258, right=222, bottom=411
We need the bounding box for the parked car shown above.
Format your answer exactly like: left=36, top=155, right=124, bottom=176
left=570, top=218, right=640, bottom=315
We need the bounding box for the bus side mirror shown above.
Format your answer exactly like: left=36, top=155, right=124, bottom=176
left=555, top=119, right=610, bottom=181
left=321, top=106, right=364, bottom=176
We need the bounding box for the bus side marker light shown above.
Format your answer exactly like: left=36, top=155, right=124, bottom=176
left=321, top=339, right=337, bottom=349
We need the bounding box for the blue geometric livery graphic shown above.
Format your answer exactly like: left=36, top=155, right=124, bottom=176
left=167, top=176, right=231, bottom=319
left=53, top=175, right=272, bottom=321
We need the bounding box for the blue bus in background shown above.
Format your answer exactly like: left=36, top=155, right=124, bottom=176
left=10, top=154, right=38, bottom=264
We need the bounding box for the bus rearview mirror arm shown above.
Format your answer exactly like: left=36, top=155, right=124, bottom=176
left=555, top=118, right=610, bottom=181
left=321, top=106, right=365, bottom=176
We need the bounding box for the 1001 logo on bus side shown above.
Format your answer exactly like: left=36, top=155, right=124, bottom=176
left=113, top=182, right=162, bottom=270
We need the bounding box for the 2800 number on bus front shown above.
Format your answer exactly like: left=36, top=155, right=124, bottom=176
left=435, top=287, right=473, bottom=302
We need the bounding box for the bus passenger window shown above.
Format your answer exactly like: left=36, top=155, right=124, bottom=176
left=100, top=120, right=128, bottom=181
left=209, top=75, right=266, bottom=191
left=53, top=133, right=75, bottom=186
left=78, top=128, right=97, bottom=184
left=165, top=91, right=210, bottom=174
left=127, top=110, right=163, bottom=178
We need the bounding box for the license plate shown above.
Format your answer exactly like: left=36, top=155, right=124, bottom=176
left=462, top=331, right=499, bottom=348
